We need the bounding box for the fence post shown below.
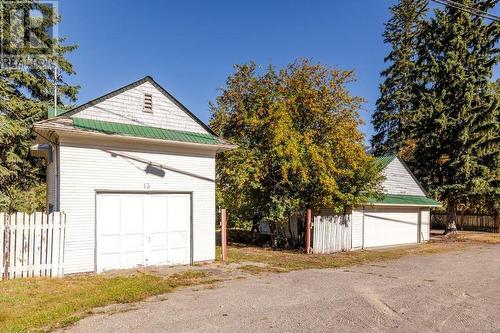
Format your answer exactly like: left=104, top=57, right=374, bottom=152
left=305, top=208, right=311, bottom=254
left=221, top=209, right=227, bottom=262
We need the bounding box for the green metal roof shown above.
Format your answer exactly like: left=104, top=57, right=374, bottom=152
left=366, top=194, right=441, bottom=206
left=374, top=155, right=397, bottom=170
left=73, top=117, right=219, bottom=145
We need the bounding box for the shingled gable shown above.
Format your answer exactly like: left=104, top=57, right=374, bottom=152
left=34, top=76, right=234, bottom=148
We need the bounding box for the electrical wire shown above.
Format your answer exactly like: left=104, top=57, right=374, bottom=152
left=431, top=0, right=500, bottom=22
left=445, top=0, right=500, bottom=19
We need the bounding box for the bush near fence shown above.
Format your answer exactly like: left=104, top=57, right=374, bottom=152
left=431, top=212, right=499, bottom=233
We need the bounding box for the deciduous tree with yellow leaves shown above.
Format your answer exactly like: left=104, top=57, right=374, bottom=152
left=210, top=59, right=382, bottom=237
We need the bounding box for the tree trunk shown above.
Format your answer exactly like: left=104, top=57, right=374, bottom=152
left=296, top=211, right=305, bottom=244
left=269, top=222, right=277, bottom=247
left=445, top=199, right=458, bottom=235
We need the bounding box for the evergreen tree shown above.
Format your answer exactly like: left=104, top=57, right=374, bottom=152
left=413, top=0, right=499, bottom=233
left=0, top=1, right=79, bottom=211
left=371, top=0, right=428, bottom=156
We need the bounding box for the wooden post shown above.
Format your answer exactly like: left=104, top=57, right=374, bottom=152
left=221, top=209, right=228, bottom=262
left=305, top=208, right=311, bottom=254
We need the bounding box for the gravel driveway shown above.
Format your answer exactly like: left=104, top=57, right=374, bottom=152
left=63, top=245, right=500, bottom=333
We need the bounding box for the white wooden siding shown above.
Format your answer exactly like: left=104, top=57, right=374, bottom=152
left=57, top=137, right=216, bottom=274
left=381, top=158, right=426, bottom=196
left=351, top=209, right=363, bottom=249
left=420, top=208, right=430, bottom=241
left=73, top=81, right=208, bottom=134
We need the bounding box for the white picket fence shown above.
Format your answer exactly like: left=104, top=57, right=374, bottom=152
left=312, top=215, right=351, bottom=254
left=1, top=212, right=66, bottom=280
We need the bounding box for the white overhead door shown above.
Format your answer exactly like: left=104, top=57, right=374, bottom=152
left=363, top=207, right=418, bottom=248
left=96, top=193, right=190, bottom=272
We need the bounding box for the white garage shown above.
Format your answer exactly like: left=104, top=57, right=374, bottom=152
left=32, top=76, right=235, bottom=274
left=350, top=156, right=440, bottom=249
left=261, top=155, right=440, bottom=253
left=96, top=193, right=191, bottom=272
left=261, top=155, right=440, bottom=252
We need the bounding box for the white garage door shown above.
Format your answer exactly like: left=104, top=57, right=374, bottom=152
left=363, top=207, right=418, bottom=248
left=96, top=193, right=190, bottom=272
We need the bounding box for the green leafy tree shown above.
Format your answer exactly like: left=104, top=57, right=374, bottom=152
left=412, top=0, right=499, bottom=233
left=372, top=0, right=428, bottom=156
left=0, top=1, right=78, bottom=211
left=210, top=60, right=382, bottom=234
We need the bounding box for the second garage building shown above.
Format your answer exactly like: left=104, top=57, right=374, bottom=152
left=350, top=155, right=441, bottom=249
left=261, top=155, right=441, bottom=252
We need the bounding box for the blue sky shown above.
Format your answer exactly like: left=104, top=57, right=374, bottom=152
left=59, top=0, right=499, bottom=143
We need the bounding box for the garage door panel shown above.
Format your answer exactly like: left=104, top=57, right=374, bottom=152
left=122, top=252, right=145, bottom=267
left=168, top=195, right=189, bottom=231
left=123, top=234, right=144, bottom=251
left=149, top=233, right=168, bottom=247
left=168, top=247, right=188, bottom=264
left=168, top=231, right=188, bottom=248
left=149, top=249, right=169, bottom=265
left=364, top=207, right=418, bottom=248
left=121, top=196, right=144, bottom=234
left=145, top=196, right=168, bottom=233
left=100, top=235, right=121, bottom=253
left=100, top=253, right=121, bottom=270
left=99, top=195, right=121, bottom=235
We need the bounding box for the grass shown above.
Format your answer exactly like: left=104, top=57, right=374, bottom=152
left=220, top=242, right=461, bottom=272
left=218, top=231, right=500, bottom=273
left=454, top=231, right=500, bottom=244
left=0, top=270, right=212, bottom=333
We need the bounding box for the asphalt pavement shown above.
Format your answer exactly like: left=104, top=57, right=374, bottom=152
left=62, top=244, right=500, bottom=333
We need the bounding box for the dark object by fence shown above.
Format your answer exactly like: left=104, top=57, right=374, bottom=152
left=431, top=212, right=499, bottom=233
left=216, top=228, right=272, bottom=246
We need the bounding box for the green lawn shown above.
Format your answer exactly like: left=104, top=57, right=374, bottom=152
left=0, top=271, right=210, bottom=333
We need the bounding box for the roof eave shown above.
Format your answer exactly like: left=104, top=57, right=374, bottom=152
left=33, top=123, right=237, bottom=152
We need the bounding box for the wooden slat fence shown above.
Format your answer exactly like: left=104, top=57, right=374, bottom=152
left=431, top=212, right=499, bottom=233
left=1, top=212, right=66, bottom=280
left=312, top=215, right=351, bottom=254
